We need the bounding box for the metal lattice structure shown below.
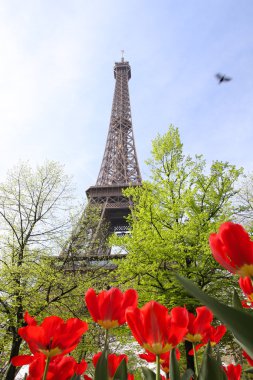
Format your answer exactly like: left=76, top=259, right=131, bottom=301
left=86, top=58, right=141, bottom=234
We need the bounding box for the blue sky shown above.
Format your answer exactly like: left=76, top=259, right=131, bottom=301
left=0, top=0, right=252, bottom=200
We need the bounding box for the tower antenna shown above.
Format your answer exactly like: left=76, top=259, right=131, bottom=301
left=121, top=49, right=125, bottom=62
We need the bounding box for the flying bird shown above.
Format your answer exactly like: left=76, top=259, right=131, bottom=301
left=215, top=73, right=232, bottom=84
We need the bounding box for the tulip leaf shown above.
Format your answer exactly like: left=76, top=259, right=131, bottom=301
left=198, top=342, right=226, bottom=380
left=170, top=348, right=180, bottom=380
left=70, top=376, right=81, bottom=380
left=244, top=367, right=253, bottom=373
left=175, top=274, right=253, bottom=357
left=114, top=358, right=128, bottom=380
left=181, top=369, right=194, bottom=380
left=94, top=350, right=108, bottom=380
left=233, top=289, right=243, bottom=310
left=216, top=346, right=222, bottom=367
left=141, top=367, right=156, bottom=380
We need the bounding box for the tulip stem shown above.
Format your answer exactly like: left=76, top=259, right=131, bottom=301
left=42, top=357, right=50, bottom=380
left=192, top=344, right=199, bottom=377
left=156, top=354, right=160, bottom=380
left=104, top=328, right=109, bottom=353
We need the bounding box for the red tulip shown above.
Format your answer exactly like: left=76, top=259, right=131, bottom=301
left=241, top=299, right=252, bottom=308
left=93, top=352, right=128, bottom=380
left=85, top=287, right=138, bottom=329
left=242, top=350, right=253, bottom=366
left=126, top=301, right=188, bottom=355
left=209, top=222, right=253, bottom=277
left=12, top=353, right=45, bottom=380
left=11, top=354, right=40, bottom=367
left=26, top=354, right=45, bottom=380
left=12, top=353, right=88, bottom=380
left=139, top=348, right=180, bottom=373
left=205, top=324, right=227, bottom=343
left=189, top=324, right=226, bottom=354
left=24, top=311, right=37, bottom=326
left=239, top=277, right=253, bottom=302
left=223, top=363, right=242, bottom=380
left=18, top=315, right=88, bottom=358
left=46, top=356, right=88, bottom=380
left=185, top=306, right=213, bottom=343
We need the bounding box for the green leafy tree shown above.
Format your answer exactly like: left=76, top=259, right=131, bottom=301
left=0, top=162, right=103, bottom=380
left=111, top=126, right=242, bottom=367
left=233, top=172, right=253, bottom=234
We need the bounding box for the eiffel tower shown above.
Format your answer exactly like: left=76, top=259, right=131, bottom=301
left=63, top=57, right=141, bottom=262
left=86, top=56, right=141, bottom=249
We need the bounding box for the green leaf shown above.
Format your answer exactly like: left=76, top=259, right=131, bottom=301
left=113, top=358, right=128, bottom=380
left=70, top=376, right=81, bottom=380
left=181, top=369, right=194, bottom=380
left=141, top=367, right=156, bottom=380
left=198, top=342, right=226, bottom=380
left=233, top=289, right=243, bottom=310
left=216, top=347, right=222, bottom=367
left=94, top=350, right=108, bottom=380
left=175, top=274, right=253, bottom=357
left=169, top=348, right=181, bottom=380
left=244, top=367, right=253, bottom=374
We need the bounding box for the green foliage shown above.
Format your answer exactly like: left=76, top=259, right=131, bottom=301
left=198, top=343, right=227, bottom=380
left=170, top=348, right=181, bottom=380
left=111, top=126, right=242, bottom=308
left=0, top=162, right=104, bottom=378
left=141, top=367, right=156, bottom=380
left=94, top=350, right=108, bottom=380
left=234, top=173, right=253, bottom=233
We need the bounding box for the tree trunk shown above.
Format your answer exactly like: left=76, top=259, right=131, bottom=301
left=5, top=333, right=22, bottom=380
left=185, top=340, right=195, bottom=372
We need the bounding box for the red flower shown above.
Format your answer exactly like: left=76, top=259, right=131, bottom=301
left=12, top=353, right=88, bottom=380
left=185, top=306, right=213, bottom=343
left=24, top=311, right=37, bottom=326
left=241, top=299, right=253, bottom=308
left=209, top=222, right=253, bottom=277
left=223, top=364, right=242, bottom=380
left=11, top=354, right=40, bottom=367
left=189, top=324, right=226, bottom=354
left=12, top=353, right=45, bottom=380
left=139, top=351, right=158, bottom=363
left=46, top=356, right=88, bottom=380
left=26, top=355, right=45, bottom=380
left=93, top=352, right=128, bottom=380
left=128, top=374, right=135, bottom=379
left=239, top=277, right=253, bottom=303
left=139, top=348, right=180, bottom=373
left=243, top=350, right=253, bottom=366
left=85, top=287, right=138, bottom=329
left=18, top=315, right=88, bottom=357
left=126, top=301, right=188, bottom=355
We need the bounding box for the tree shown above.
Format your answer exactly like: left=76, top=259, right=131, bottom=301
left=0, top=161, right=96, bottom=380
left=111, top=126, right=242, bottom=367
left=233, top=172, right=253, bottom=232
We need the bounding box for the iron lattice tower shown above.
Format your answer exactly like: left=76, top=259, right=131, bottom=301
left=86, top=58, right=141, bottom=235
